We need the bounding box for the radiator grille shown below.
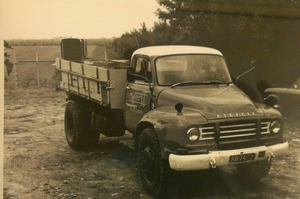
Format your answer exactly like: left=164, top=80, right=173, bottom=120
left=219, top=120, right=256, bottom=139
left=198, top=120, right=278, bottom=143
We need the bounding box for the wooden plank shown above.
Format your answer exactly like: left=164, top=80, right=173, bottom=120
left=55, top=58, right=61, bottom=69
left=82, top=64, right=108, bottom=81
left=89, top=81, right=102, bottom=101
left=71, top=62, right=82, bottom=74
left=60, top=73, right=69, bottom=87
left=97, top=67, right=108, bottom=81
left=84, top=65, right=98, bottom=78
left=78, top=78, right=89, bottom=96
left=60, top=59, right=71, bottom=70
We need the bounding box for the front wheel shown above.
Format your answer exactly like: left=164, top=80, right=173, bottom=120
left=137, top=128, right=169, bottom=197
left=236, top=160, right=271, bottom=182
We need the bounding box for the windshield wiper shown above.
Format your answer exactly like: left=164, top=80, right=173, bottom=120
left=171, top=81, right=198, bottom=88
left=203, top=80, right=232, bottom=85
left=171, top=80, right=232, bottom=88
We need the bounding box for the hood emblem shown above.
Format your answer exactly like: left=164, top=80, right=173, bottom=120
left=217, top=112, right=256, bottom=118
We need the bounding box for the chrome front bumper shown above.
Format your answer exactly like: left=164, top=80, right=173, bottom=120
left=169, top=141, right=289, bottom=171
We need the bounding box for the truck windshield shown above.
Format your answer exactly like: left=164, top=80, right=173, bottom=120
left=155, top=54, right=232, bottom=86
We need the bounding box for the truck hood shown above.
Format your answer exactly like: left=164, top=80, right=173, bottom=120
left=157, top=85, right=263, bottom=120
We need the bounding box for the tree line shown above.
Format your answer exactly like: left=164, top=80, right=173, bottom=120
left=6, top=38, right=115, bottom=47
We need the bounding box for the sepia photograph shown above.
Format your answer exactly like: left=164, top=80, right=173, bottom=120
left=1, top=0, right=300, bottom=198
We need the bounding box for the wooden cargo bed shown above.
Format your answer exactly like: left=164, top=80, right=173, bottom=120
left=55, top=58, right=128, bottom=109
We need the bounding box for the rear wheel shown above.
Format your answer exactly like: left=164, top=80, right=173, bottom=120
left=64, top=100, right=100, bottom=150
left=137, top=128, right=168, bottom=197
left=236, top=160, right=271, bottom=182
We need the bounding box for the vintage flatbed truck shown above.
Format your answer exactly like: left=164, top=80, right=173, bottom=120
left=56, top=38, right=289, bottom=197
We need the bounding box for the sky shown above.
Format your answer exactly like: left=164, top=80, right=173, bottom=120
left=0, top=0, right=162, bottom=39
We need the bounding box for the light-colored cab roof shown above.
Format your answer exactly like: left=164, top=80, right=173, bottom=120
left=132, top=45, right=223, bottom=59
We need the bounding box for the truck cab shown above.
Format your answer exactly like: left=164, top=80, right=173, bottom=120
left=125, top=46, right=232, bottom=133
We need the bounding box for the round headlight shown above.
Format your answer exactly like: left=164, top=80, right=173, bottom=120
left=270, top=121, right=281, bottom=133
left=187, top=128, right=200, bottom=141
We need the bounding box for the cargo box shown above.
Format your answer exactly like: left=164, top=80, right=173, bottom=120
left=56, top=58, right=128, bottom=109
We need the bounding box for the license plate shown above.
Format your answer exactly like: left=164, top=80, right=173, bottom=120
left=229, top=153, right=255, bottom=163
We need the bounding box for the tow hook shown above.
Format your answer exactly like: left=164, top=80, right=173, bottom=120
left=268, top=151, right=275, bottom=163
left=209, top=158, right=217, bottom=168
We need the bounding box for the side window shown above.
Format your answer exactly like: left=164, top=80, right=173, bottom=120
left=134, top=57, right=152, bottom=82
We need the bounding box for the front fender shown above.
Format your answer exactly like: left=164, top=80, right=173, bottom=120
left=137, top=106, right=208, bottom=158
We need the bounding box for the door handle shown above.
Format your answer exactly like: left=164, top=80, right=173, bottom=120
left=126, top=86, right=131, bottom=90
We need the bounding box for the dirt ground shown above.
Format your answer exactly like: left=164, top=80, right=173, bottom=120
left=3, top=88, right=300, bottom=199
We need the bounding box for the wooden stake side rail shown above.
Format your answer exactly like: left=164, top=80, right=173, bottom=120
left=55, top=58, right=128, bottom=109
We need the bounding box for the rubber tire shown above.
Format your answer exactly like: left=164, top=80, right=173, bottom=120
left=64, top=100, right=100, bottom=150
left=236, top=160, right=271, bottom=182
left=137, top=128, right=168, bottom=197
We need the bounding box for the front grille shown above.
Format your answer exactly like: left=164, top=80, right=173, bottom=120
left=261, top=120, right=278, bottom=140
left=220, top=121, right=256, bottom=138
left=199, top=124, right=215, bottom=140
left=198, top=120, right=278, bottom=144
left=219, top=120, right=257, bottom=144
left=261, top=121, right=271, bottom=134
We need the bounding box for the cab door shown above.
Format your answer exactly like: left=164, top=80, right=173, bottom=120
left=124, top=56, right=152, bottom=133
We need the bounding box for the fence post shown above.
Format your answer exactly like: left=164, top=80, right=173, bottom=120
left=36, top=52, right=40, bottom=88
left=4, top=59, right=8, bottom=80
left=14, top=50, right=18, bottom=89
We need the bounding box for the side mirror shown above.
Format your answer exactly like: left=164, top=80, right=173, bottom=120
left=127, top=66, right=135, bottom=82
left=236, top=60, right=256, bottom=86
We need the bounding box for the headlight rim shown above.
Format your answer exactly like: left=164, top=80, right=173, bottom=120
left=270, top=120, right=281, bottom=134
left=187, top=127, right=200, bottom=141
